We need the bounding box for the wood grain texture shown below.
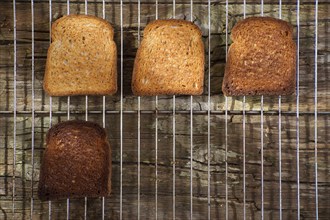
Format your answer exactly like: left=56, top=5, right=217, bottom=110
left=0, top=0, right=329, bottom=219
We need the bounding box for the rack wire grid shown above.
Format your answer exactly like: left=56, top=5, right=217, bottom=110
left=0, top=0, right=329, bottom=219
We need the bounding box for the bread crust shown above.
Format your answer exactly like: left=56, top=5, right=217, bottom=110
left=43, top=15, right=117, bottom=96
left=222, top=17, right=296, bottom=96
left=132, top=19, right=205, bottom=96
left=38, top=120, right=111, bottom=200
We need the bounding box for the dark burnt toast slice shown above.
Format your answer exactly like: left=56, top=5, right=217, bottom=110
left=38, top=120, right=111, bottom=200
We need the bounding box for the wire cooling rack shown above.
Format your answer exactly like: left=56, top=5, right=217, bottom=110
left=0, top=0, right=328, bottom=219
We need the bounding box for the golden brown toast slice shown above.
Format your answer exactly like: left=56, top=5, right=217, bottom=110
left=132, top=19, right=205, bottom=96
left=44, top=15, right=117, bottom=96
left=222, top=17, right=296, bottom=96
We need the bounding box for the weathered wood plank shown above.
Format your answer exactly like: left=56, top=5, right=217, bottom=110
left=1, top=2, right=329, bottom=113
left=1, top=112, right=330, bottom=218
left=1, top=0, right=329, bottom=5
left=1, top=2, right=328, bottom=34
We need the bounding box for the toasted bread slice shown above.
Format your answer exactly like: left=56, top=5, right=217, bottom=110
left=38, top=120, right=111, bottom=201
left=222, top=17, right=296, bottom=96
left=44, top=15, right=117, bottom=96
left=132, top=19, right=205, bottom=96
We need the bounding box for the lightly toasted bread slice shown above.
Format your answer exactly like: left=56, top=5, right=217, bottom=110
left=44, top=15, right=117, bottom=96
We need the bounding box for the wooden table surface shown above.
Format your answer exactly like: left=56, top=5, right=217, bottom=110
left=0, top=0, right=329, bottom=219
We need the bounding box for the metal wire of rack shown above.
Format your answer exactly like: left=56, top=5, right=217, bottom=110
left=0, top=0, right=326, bottom=219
